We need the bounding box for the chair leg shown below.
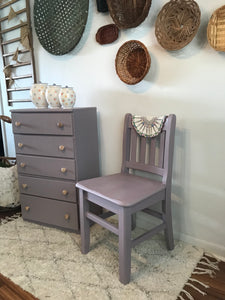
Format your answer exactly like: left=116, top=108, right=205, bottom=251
left=163, top=196, right=174, bottom=250
left=118, top=207, right=132, bottom=284
left=79, top=189, right=90, bottom=254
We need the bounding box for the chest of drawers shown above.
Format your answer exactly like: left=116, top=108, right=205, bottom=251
left=11, top=108, right=100, bottom=232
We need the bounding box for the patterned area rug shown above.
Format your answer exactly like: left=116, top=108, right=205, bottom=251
left=0, top=215, right=205, bottom=300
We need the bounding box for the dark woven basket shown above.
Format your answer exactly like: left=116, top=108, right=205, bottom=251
left=106, top=0, right=152, bottom=29
left=34, top=0, right=89, bottom=55
left=155, top=0, right=201, bottom=51
left=207, top=5, right=225, bottom=52
left=96, top=24, right=119, bottom=45
left=115, top=40, right=151, bottom=85
left=96, top=0, right=108, bottom=12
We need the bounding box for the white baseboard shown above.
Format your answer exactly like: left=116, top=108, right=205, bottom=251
left=174, top=231, right=225, bottom=259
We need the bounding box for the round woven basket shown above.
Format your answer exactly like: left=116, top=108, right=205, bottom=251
left=34, top=0, right=89, bottom=55
left=115, top=40, right=151, bottom=85
left=106, top=0, right=152, bottom=29
left=96, top=24, right=119, bottom=45
left=155, top=0, right=201, bottom=51
left=207, top=5, right=225, bottom=52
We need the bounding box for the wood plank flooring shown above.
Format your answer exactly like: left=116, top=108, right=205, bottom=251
left=0, top=273, right=38, bottom=300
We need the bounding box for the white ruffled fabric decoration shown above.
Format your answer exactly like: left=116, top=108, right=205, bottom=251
left=132, top=115, right=166, bottom=137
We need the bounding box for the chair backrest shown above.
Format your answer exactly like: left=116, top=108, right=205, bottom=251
left=121, top=113, right=176, bottom=186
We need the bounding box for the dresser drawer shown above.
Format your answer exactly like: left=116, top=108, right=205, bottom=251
left=14, top=134, right=75, bottom=158
left=21, top=195, right=79, bottom=231
left=18, top=175, right=76, bottom=202
left=12, top=112, right=73, bottom=135
left=17, top=155, right=76, bottom=180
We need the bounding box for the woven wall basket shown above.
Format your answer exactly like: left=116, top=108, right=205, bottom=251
left=155, top=0, right=201, bottom=51
left=34, top=0, right=89, bottom=55
left=106, top=0, right=152, bottom=29
left=115, top=40, right=151, bottom=85
left=96, top=0, right=108, bottom=12
left=207, top=5, right=225, bottom=52
left=96, top=24, right=119, bottom=45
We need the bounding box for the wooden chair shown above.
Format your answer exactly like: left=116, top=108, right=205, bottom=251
left=76, top=113, right=176, bottom=284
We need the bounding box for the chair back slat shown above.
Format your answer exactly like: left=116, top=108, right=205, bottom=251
left=130, top=128, right=138, bottom=163
left=139, top=137, right=146, bottom=163
left=158, top=131, right=165, bottom=168
left=122, top=113, right=176, bottom=186
left=149, top=138, right=156, bottom=165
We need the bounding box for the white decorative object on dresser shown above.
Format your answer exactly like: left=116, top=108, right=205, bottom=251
left=11, top=108, right=100, bottom=232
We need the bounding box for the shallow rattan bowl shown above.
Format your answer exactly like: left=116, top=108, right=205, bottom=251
left=155, top=0, right=201, bottom=51
left=106, top=0, right=152, bottom=29
left=207, top=5, right=225, bottom=52
left=115, top=40, right=151, bottom=85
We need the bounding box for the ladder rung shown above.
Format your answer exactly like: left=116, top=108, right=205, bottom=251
left=11, top=62, right=31, bottom=68
left=3, top=49, right=30, bottom=57
left=1, top=37, right=21, bottom=45
left=0, top=8, right=26, bottom=22
left=0, top=0, right=19, bottom=9
left=8, top=99, right=31, bottom=103
left=7, top=87, right=30, bottom=92
left=6, top=74, right=32, bottom=80
left=0, top=22, right=28, bottom=34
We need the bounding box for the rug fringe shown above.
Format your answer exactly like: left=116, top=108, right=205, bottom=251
left=177, top=288, right=194, bottom=300
left=189, top=278, right=209, bottom=289
left=199, top=261, right=220, bottom=271
left=204, top=251, right=221, bottom=262
left=177, top=252, right=221, bottom=299
left=185, top=282, right=207, bottom=296
left=192, top=266, right=216, bottom=278
left=178, top=278, right=209, bottom=299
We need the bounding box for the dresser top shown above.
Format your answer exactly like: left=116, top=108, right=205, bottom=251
left=10, top=107, right=96, bottom=113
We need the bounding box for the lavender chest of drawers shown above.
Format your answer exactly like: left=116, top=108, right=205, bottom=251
left=11, top=108, right=99, bottom=232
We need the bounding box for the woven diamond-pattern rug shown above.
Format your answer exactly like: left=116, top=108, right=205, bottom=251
left=0, top=216, right=204, bottom=300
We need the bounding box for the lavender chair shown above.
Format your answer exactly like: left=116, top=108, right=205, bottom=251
left=76, top=113, right=176, bottom=284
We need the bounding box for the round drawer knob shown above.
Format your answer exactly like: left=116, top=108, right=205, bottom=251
left=20, top=162, right=26, bottom=168
left=15, top=121, right=21, bottom=127
left=25, top=206, right=30, bottom=212
left=22, top=183, right=28, bottom=189
left=62, top=189, right=68, bottom=196
left=18, top=142, right=23, bottom=148
left=64, top=214, right=70, bottom=220
left=61, top=167, right=67, bottom=173
left=57, top=122, right=64, bottom=128
left=59, top=145, right=65, bottom=151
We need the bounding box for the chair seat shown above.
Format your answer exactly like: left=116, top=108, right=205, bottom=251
left=76, top=173, right=165, bottom=207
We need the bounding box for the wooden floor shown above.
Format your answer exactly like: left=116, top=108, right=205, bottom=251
left=178, top=253, right=225, bottom=299
left=0, top=273, right=38, bottom=300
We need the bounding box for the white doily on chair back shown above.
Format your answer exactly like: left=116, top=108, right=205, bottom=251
left=132, top=115, right=166, bottom=138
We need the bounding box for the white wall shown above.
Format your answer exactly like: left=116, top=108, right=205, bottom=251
left=1, top=0, right=225, bottom=256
